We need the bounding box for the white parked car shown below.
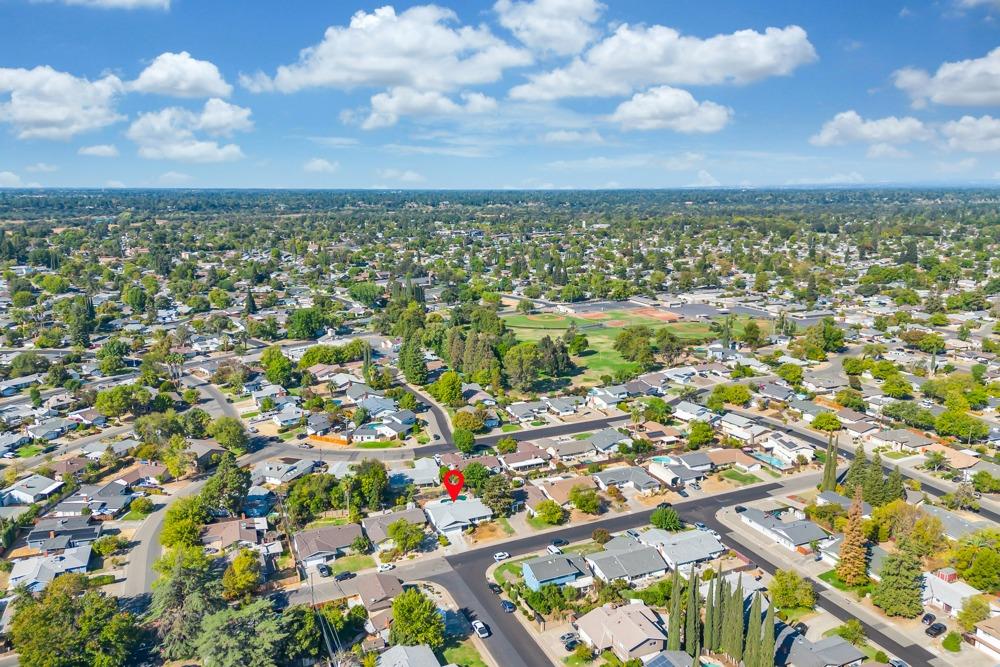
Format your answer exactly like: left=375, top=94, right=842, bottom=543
left=493, top=551, right=510, bottom=562
left=376, top=563, right=395, bottom=572
left=471, top=620, right=490, bottom=638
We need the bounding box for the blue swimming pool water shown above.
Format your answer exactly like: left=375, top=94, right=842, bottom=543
left=651, top=455, right=677, bottom=465
left=750, top=451, right=791, bottom=470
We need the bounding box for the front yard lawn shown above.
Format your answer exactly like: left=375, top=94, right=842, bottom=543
left=441, top=638, right=488, bottom=667
left=721, top=469, right=763, bottom=485
left=883, top=450, right=910, bottom=460
left=571, top=432, right=592, bottom=440
left=496, top=517, right=515, bottom=536
left=330, top=555, right=374, bottom=575
left=761, top=468, right=781, bottom=478
left=355, top=440, right=402, bottom=449
left=501, top=423, right=522, bottom=432
left=16, top=444, right=44, bottom=458
left=305, top=516, right=348, bottom=529
left=818, top=569, right=871, bottom=597
left=777, top=606, right=815, bottom=624
left=562, top=541, right=603, bottom=557
left=493, top=557, right=530, bottom=584
left=121, top=508, right=152, bottom=521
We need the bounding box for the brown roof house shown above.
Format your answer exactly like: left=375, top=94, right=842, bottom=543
left=350, top=573, right=403, bottom=637
left=576, top=601, right=667, bottom=662
left=361, top=507, right=428, bottom=551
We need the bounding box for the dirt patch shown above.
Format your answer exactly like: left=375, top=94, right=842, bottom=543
left=470, top=522, right=505, bottom=543
left=578, top=312, right=611, bottom=320
left=632, top=307, right=680, bottom=322
left=605, top=319, right=627, bottom=327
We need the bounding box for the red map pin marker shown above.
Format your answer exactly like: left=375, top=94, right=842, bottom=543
left=443, top=469, right=465, bottom=501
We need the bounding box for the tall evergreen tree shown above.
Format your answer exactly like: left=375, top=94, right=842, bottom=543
left=837, top=486, right=870, bottom=586
left=703, top=576, right=715, bottom=652
left=761, top=596, right=776, bottom=667
left=685, top=567, right=700, bottom=658
left=744, top=592, right=762, bottom=667
left=843, top=443, right=869, bottom=495
left=872, top=540, right=924, bottom=617
left=723, top=576, right=744, bottom=663
left=822, top=433, right=838, bottom=491
left=668, top=566, right=682, bottom=651
left=884, top=465, right=905, bottom=506
left=863, top=449, right=884, bottom=505
left=244, top=287, right=257, bottom=315
left=712, top=571, right=726, bottom=652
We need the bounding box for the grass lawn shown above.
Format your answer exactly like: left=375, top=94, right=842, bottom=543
left=305, top=516, right=348, bottom=529
left=329, top=555, right=374, bottom=575
left=441, top=638, right=488, bottom=667
left=240, top=411, right=259, bottom=419
left=530, top=419, right=547, bottom=426
left=16, top=444, right=43, bottom=458
left=493, top=557, right=531, bottom=584
left=278, top=428, right=304, bottom=441
left=883, top=450, right=910, bottom=460
left=501, top=423, right=522, bottom=433
left=818, top=569, right=871, bottom=597
left=821, top=630, right=880, bottom=660
left=121, top=509, right=152, bottom=521
left=761, top=467, right=782, bottom=478
left=562, top=541, right=604, bottom=557
left=416, top=433, right=430, bottom=444
left=721, top=469, right=764, bottom=485
left=777, top=606, right=815, bottom=624
left=355, top=440, right=403, bottom=449
left=496, top=517, right=515, bottom=536
left=527, top=515, right=560, bottom=530
left=572, top=432, right=593, bottom=440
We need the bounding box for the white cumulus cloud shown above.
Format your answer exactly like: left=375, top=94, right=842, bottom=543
left=303, top=158, right=339, bottom=173
left=361, top=88, right=496, bottom=129
left=509, top=23, right=816, bottom=100
left=130, top=51, right=232, bottom=98
left=79, top=144, right=119, bottom=157
left=0, top=171, right=24, bottom=187
left=541, top=129, right=603, bottom=143
left=0, top=65, right=124, bottom=139
left=40, top=0, right=169, bottom=8
left=240, top=5, right=531, bottom=94
left=894, top=47, right=1000, bottom=107
left=941, top=115, right=1000, bottom=152
left=609, top=86, right=732, bottom=132
left=494, top=0, right=604, bottom=56
left=25, top=163, right=57, bottom=173
left=810, top=110, right=932, bottom=147
left=127, top=98, right=252, bottom=162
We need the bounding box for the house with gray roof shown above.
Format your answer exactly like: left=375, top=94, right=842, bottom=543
left=593, top=466, right=662, bottom=494
left=377, top=645, right=454, bottom=667
left=776, top=626, right=864, bottom=667
left=506, top=401, right=547, bottom=423
left=423, top=498, right=493, bottom=535
left=816, top=491, right=872, bottom=518
left=545, top=438, right=595, bottom=462
left=921, top=505, right=991, bottom=541
left=739, top=508, right=827, bottom=551
left=362, top=507, right=428, bottom=549
left=251, top=457, right=315, bottom=486
left=585, top=541, right=668, bottom=584
left=675, top=451, right=713, bottom=472
left=293, top=523, right=363, bottom=568
left=2, top=474, right=62, bottom=505
left=8, top=545, right=92, bottom=592
left=585, top=427, right=632, bottom=453
left=388, top=458, right=439, bottom=488
left=522, top=553, right=592, bottom=591
left=639, top=528, right=726, bottom=570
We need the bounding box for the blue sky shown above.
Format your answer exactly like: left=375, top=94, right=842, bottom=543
left=1, top=0, right=1000, bottom=188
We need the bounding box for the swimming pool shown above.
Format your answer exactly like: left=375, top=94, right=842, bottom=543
left=749, top=451, right=791, bottom=470
left=651, top=455, right=677, bottom=465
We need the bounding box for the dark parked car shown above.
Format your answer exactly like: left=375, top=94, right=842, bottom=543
left=267, top=592, right=288, bottom=611
left=656, top=502, right=672, bottom=509
left=316, top=564, right=332, bottom=577
left=564, top=640, right=579, bottom=651
left=551, top=538, right=568, bottom=547
left=500, top=600, right=515, bottom=613
left=921, top=613, right=936, bottom=625
left=488, top=583, right=502, bottom=595
left=794, top=622, right=808, bottom=635
left=334, top=571, right=354, bottom=582
left=925, top=623, right=946, bottom=638
left=734, top=505, right=747, bottom=513
left=677, top=489, right=689, bottom=497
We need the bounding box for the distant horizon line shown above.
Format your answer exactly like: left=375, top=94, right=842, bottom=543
left=2, top=184, right=1000, bottom=192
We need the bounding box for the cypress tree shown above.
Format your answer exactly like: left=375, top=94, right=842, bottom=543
left=712, top=572, right=726, bottom=652
left=703, top=576, right=715, bottom=651
left=761, top=596, right=776, bottom=667
left=837, top=486, right=870, bottom=586
left=685, top=567, right=700, bottom=658
left=885, top=465, right=905, bottom=505
left=843, top=443, right=868, bottom=495
left=821, top=432, right=838, bottom=491
left=863, top=449, right=884, bottom=505
left=668, top=567, right=682, bottom=651
left=731, top=577, right=744, bottom=664
left=744, top=592, right=762, bottom=667
left=244, top=287, right=257, bottom=315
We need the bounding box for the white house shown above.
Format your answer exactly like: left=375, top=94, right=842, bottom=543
left=423, top=498, right=493, bottom=536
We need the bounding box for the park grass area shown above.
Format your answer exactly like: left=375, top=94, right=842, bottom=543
left=720, top=469, right=764, bottom=485
left=305, top=516, right=348, bottom=529
left=441, top=638, right=488, bottom=667
left=16, top=444, right=44, bottom=458
left=330, top=555, right=374, bottom=575
left=502, top=310, right=741, bottom=386
left=818, top=569, right=872, bottom=597
left=354, top=440, right=403, bottom=449
left=501, top=423, right=522, bottom=433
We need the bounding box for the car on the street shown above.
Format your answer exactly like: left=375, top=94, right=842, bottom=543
left=888, top=659, right=909, bottom=667
left=564, top=640, right=580, bottom=651
left=656, top=502, right=672, bottom=509
left=677, top=489, right=689, bottom=497
left=298, top=443, right=314, bottom=449
left=376, top=563, right=395, bottom=572
left=316, top=564, right=332, bottom=577
left=433, top=434, right=441, bottom=440
left=471, top=620, right=490, bottom=638
left=488, top=583, right=502, bottom=595
left=694, top=522, right=708, bottom=531
left=334, top=571, right=355, bottom=582
left=500, top=600, right=515, bottom=613
left=921, top=613, right=936, bottom=625
left=559, top=632, right=578, bottom=643
left=493, top=551, right=510, bottom=562
left=551, top=538, right=568, bottom=547
left=925, top=622, right=946, bottom=638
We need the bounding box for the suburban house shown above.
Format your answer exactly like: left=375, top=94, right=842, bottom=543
left=628, top=421, right=681, bottom=445
left=921, top=505, right=992, bottom=541
left=306, top=413, right=332, bottom=436
left=26, top=516, right=103, bottom=551
left=818, top=534, right=888, bottom=581
left=587, top=385, right=628, bottom=410
left=362, top=507, right=428, bottom=550
left=201, top=517, right=268, bottom=553
left=388, top=458, right=440, bottom=488
left=585, top=538, right=668, bottom=584
left=544, top=438, right=596, bottom=462
left=8, top=545, right=92, bottom=592
left=52, top=480, right=133, bottom=519
left=423, top=498, right=493, bottom=535
left=673, top=401, right=713, bottom=424
left=352, top=572, right=403, bottom=636
left=576, top=601, right=668, bottom=663
left=81, top=438, right=137, bottom=462
left=972, top=615, right=1000, bottom=661
left=675, top=452, right=714, bottom=473
left=718, top=413, right=771, bottom=444
left=582, top=428, right=633, bottom=454
left=739, top=507, right=827, bottom=551
left=521, top=553, right=592, bottom=592
left=461, top=383, right=495, bottom=406
left=545, top=396, right=584, bottom=417
left=2, top=474, right=63, bottom=505
left=506, top=401, right=547, bottom=424
left=775, top=626, right=865, bottom=667
left=705, top=448, right=762, bottom=473
left=816, top=491, right=872, bottom=519
left=537, top=475, right=598, bottom=508
left=922, top=568, right=1000, bottom=619
left=293, top=523, right=364, bottom=568
left=762, top=433, right=814, bottom=467
left=865, top=428, right=933, bottom=453
left=593, top=467, right=661, bottom=494
left=498, top=442, right=551, bottom=473
left=252, top=458, right=315, bottom=486
left=756, top=382, right=795, bottom=404
left=376, top=645, right=452, bottom=667
left=639, top=528, right=726, bottom=571
left=27, top=417, right=77, bottom=441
